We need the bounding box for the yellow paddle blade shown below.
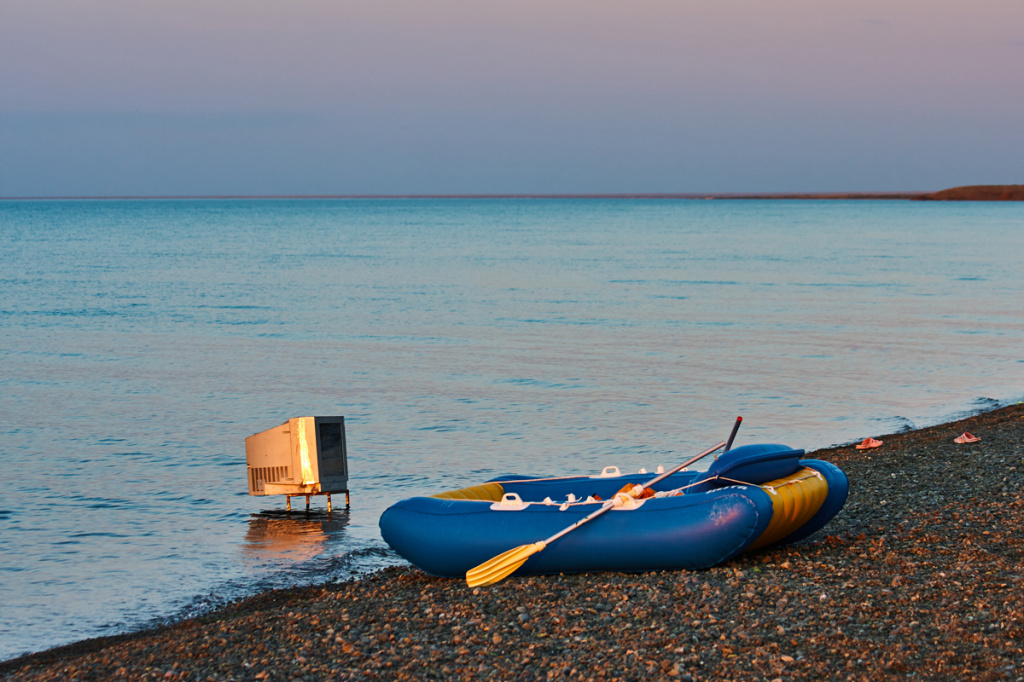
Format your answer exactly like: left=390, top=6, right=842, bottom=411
left=466, top=541, right=546, bottom=587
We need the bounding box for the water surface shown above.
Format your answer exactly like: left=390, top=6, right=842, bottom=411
left=1, top=198, right=1022, bottom=659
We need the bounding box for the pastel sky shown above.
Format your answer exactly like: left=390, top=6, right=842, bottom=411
left=2, top=0, right=1023, bottom=196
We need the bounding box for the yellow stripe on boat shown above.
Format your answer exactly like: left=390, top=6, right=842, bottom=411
left=748, top=467, right=828, bottom=550
left=431, top=482, right=505, bottom=501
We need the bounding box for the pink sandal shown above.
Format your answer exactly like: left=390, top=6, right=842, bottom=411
left=954, top=432, right=981, bottom=444
left=855, top=437, right=883, bottom=450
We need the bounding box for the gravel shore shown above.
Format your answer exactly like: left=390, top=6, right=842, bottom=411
left=4, top=403, right=1023, bottom=681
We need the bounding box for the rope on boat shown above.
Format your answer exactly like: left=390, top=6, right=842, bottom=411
left=495, top=468, right=824, bottom=509
left=491, top=465, right=677, bottom=486
left=711, top=468, right=824, bottom=495
left=492, top=474, right=604, bottom=485
left=654, top=467, right=824, bottom=497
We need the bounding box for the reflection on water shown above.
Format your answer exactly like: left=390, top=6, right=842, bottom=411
left=243, top=511, right=351, bottom=564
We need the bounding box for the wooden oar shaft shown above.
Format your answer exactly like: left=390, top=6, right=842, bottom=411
left=634, top=440, right=726, bottom=490
left=544, top=439, right=726, bottom=546
left=544, top=499, right=615, bottom=545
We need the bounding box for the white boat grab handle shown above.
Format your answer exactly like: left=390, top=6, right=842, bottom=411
left=593, top=466, right=621, bottom=478
left=490, top=493, right=530, bottom=511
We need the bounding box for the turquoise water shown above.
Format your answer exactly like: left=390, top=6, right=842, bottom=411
left=1, top=198, right=1022, bottom=659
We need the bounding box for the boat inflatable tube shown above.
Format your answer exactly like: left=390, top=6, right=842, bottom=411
left=379, top=443, right=848, bottom=578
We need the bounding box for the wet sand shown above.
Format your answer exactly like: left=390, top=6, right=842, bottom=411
left=3, top=403, right=1023, bottom=681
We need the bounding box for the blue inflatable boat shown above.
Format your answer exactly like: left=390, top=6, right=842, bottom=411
left=379, top=443, right=848, bottom=580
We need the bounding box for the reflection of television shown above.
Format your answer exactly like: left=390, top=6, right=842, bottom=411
left=243, top=514, right=350, bottom=562
left=245, top=416, right=348, bottom=496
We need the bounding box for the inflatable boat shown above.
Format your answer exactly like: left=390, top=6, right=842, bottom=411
left=379, top=443, right=848, bottom=580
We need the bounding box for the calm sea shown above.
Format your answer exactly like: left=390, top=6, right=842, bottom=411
left=1, top=198, right=1022, bottom=659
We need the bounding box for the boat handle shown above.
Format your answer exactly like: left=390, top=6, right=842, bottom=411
left=490, top=492, right=530, bottom=511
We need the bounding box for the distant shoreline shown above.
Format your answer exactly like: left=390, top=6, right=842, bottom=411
left=1, top=185, right=1021, bottom=201
left=0, top=192, right=925, bottom=200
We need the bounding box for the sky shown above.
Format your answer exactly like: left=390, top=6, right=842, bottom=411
left=2, top=0, right=1023, bottom=197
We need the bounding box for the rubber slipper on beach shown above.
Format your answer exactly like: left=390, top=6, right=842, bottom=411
left=954, top=432, right=981, bottom=444
left=855, top=437, right=883, bottom=450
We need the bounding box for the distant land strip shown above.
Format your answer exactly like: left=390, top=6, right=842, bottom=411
left=0, top=192, right=924, bottom=200
left=2, top=185, right=1021, bottom=201
left=915, top=184, right=1024, bottom=201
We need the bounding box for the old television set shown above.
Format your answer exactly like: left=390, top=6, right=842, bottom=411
left=245, top=416, right=348, bottom=497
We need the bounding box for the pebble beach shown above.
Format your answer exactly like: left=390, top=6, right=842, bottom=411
left=3, top=403, right=1023, bottom=681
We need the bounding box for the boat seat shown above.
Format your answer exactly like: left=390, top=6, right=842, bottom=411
left=431, top=482, right=505, bottom=501
left=686, top=443, right=805, bottom=494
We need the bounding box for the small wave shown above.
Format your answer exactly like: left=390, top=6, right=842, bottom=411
left=217, top=319, right=271, bottom=326
left=135, top=542, right=403, bottom=635
left=39, top=308, right=122, bottom=318
left=895, top=396, right=1020, bottom=435
left=499, top=378, right=585, bottom=390
left=199, top=304, right=274, bottom=310
left=82, top=498, right=131, bottom=510
left=869, top=415, right=915, bottom=433
left=971, top=396, right=1003, bottom=407
left=417, top=422, right=461, bottom=432
left=922, top=397, right=1013, bottom=429
left=791, top=281, right=901, bottom=289
left=891, top=416, right=916, bottom=433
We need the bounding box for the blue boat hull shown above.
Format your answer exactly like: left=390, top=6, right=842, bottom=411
left=379, top=444, right=848, bottom=578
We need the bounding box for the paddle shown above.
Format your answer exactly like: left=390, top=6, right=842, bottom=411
left=465, top=439, right=728, bottom=587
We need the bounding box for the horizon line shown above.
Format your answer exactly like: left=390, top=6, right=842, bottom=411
left=0, top=191, right=928, bottom=201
